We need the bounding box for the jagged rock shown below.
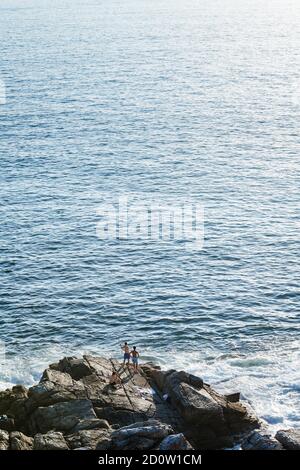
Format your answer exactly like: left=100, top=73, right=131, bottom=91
left=71, top=418, right=110, bottom=432
left=0, top=356, right=263, bottom=451
left=0, top=385, right=28, bottom=414
left=175, top=383, right=225, bottom=425
left=66, top=429, right=111, bottom=450
left=0, top=429, right=9, bottom=450
left=242, top=430, right=283, bottom=450
left=26, top=359, right=153, bottom=432
left=110, top=419, right=172, bottom=450
left=0, top=385, right=28, bottom=428
left=144, top=368, right=218, bottom=427
left=34, top=431, right=69, bottom=450
left=143, top=367, right=203, bottom=395
left=84, top=356, right=114, bottom=379
left=141, top=364, right=170, bottom=391
left=27, top=369, right=88, bottom=412
left=148, top=369, right=226, bottom=435
left=143, top=366, right=260, bottom=449
left=50, top=356, right=113, bottom=382
left=275, top=429, right=300, bottom=450
left=10, top=431, right=33, bottom=450
left=49, top=357, right=93, bottom=380
left=0, top=415, right=15, bottom=432
left=159, top=433, right=193, bottom=450
left=29, top=399, right=96, bottom=434
left=225, top=393, right=240, bottom=403
left=143, top=362, right=161, bottom=371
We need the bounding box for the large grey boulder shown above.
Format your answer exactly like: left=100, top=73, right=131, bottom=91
left=10, top=431, right=34, bottom=450
left=34, top=431, right=69, bottom=450
left=29, top=399, right=96, bottom=434
left=49, top=357, right=93, bottom=380
left=275, top=429, right=300, bottom=450
left=242, top=430, right=283, bottom=450
left=28, top=369, right=87, bottom=410
left=110, top=419, right=172, bottom=450
left=142, top=366, right=260, bottom=449
left=0, top=430, right=9, bottom=450
left=142, top=367, right=203, bottom=394
left=173, top=383, right=225, bottom=425
left=50, top=356, right=113, bottom=381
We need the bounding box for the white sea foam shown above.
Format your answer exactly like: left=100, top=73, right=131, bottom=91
left=169, top=346, right=300, bottom=432
left=142, top=339, right=300, bottom=432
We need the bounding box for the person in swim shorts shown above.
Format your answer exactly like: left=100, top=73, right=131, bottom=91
left=130, top=346, right=140, bottom=372
left=121, top=342, right=130, bottom=366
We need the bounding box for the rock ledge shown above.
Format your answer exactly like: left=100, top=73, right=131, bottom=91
left=0, top=355, right=296, bottom=450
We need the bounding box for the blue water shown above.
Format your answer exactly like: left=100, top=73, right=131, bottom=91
left=0, top=0, right=299, bottom=429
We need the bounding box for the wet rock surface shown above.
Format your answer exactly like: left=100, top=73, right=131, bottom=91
left=0, top=355, right=284, bottom=450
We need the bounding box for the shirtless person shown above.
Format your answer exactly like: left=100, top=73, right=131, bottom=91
left=130, top=346, right=140, bottom=373
left=121, top=342, right=130, bottom=366
left=109, top=371, right=121, bottom=388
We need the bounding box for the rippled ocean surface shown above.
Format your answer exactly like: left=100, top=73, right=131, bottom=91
left=0, top=0, right=299, bottom=429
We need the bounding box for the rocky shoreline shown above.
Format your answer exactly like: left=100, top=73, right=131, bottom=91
left=0, top=355, right=299, bottom=450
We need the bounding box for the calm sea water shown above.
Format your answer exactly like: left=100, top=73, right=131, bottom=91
left=0, top=0, right=299, bottom=429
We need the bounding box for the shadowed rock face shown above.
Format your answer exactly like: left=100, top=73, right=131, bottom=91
left=0, top=355, right=268, bottom=450
left=241, top=430, right=284, bottom=450
left=275, top=429, right=300, bottom=450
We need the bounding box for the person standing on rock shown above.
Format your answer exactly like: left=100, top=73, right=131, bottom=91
left=130, top=346, right=140, bottom=373
left=121, top=342, right=130, bottom=366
